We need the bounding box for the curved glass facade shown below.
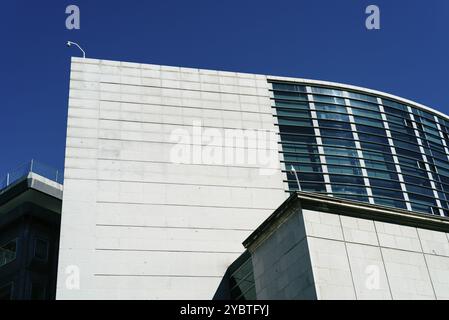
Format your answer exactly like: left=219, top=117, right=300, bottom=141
left=270, top=80, right=449, bottom=217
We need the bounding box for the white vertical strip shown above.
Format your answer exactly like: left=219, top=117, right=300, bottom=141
left=378, top=98, right=413, bottom=211
left=434, top=117, right=449, bottom=216
left=345, top=96, right=374, bottom=204
left=434, top=117, right=449, bottom=162
left=408, top=107, right=444, bottom=216
left=307, top=86, right=333, bottom=195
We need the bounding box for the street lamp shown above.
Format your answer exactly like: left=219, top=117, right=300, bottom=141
left=66, top=41, right=86, bottom=58
left=290, top=165, right=302, bottom=192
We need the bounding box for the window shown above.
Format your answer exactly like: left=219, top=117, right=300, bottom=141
left=443, top=132, right=449, bottom=141
left=354, top=116, right=384, bottom=128
left=283, top=154, right=321, bottom=164
left=328, top=165, right=362, bottom=175
left=358, top=133, right=389, bottom=145
left=332, top=185, right=367, bottom=195
left=284, top=163, right=322, bottom=173
left=346, top=92, right=378, bottom=104
left=382, top=99, right=407, bottom=111
left=421, top=118, right=437, bottom=129
left=282, top=144, right=319, bottom=154
left=352, top=108, right=382, bottom=119
left=389, top=122, right=416, bottom=135
left=317, top=119, right=351, bottom=130
left=356, top=124, right=386, bottom=136
left=366, top=169, right=399, bottom=181
left=315, top=103, right=347, bottom=113
left=391, top=131, right=418, bottom=144
left=271, top=83, right=306, bottom=93
left=294, top=182, right=327, bottom=193
left=287, top=172, right=325, bottom=183
left=323, top=147, right=358, bottom=158
left=404, top=119, right=413, bottom=128
left=371, top=188, right=405, bottom=200
left=320, top=128, right=354, bottom=139
left=0, top=239, right=17, bottom=268
left=273, top=91, right=308, bottom=101
left=277, top=117, right=312, bottom=127
left=313, top=95, right=345, bottom=105
left=322, top=138, right=355, bottom=148
left=363, top=151, right=394, bottom=163
left=410, top=203, right=433, bottom=214
left=430, top=207, right=439, bottom=216
left=279, top=125, right=315, bottom=135
left=30, top=282, right=47, bottom=300
left=360, top=142, right=391, bottom=153
left=326, top=156, right=360, bottom=166
left=310, top=86, right=344, bottom=96
left=408, top=193, right=437, bottom=206
left=275, top=101, right=309, bottom=110
left=276, top=108, right=310, bottom=118
left=417, top=161, right=426, bottom=170
left=316, top=112, right=350, bottom=122
left=373, top=197, right=407, bottom=209
left=280, top=134, right=316, bottom=144
left=336, top=194, right=369, bottom=203
left=406, top=184, right=434, bottom=197
left=393, top=140, right=421, bottom=153
left=429, top=164, right=438, bottom=173
left=364, top=160, right=396, bottom=172
left=413, top=108, right=436, bottom=121
left=403, top=174, right=431, bottom=188
left=435, top=159, right=449, bottom=171
left=34, top=238, right=49, bottom=261
left=384, top=106, right=408, bottom=118
left=394, top=147, right=422, bottom=159
left=370, top=178, right=402, bottom=190
left=330, top=175, right=365, bottom=185
left=415, top=122, right=424, bottom=131
left=0, top=283, right=13, bottom=300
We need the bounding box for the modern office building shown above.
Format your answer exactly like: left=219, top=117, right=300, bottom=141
left=0, top=161, right=63, bottom=300
left=57, top=57, right=449, bottom=299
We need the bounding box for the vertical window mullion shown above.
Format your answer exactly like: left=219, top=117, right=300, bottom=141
left=307, top=86, right=333, bottom=195
left=408, top=107, right=444, bottom=216
left=378, top=98, right=412, bottom=211
left=344, top=93, right=374, bottom=204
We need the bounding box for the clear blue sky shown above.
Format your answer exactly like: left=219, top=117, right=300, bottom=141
left=0, top=0, right=448, bottom=178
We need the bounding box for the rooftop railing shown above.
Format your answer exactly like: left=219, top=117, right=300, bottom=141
left=0, top=160, right=62, bottom=192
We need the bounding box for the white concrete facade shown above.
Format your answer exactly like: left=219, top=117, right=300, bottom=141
left=56, top=58, right=287, bottom=299
left=247, top=194, right=449, bottom=300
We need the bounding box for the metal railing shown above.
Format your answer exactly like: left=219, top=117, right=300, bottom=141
left=0, top=160, right=62, bottom=191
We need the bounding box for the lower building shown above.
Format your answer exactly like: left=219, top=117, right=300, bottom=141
left=0, top=161, right=62, bottom=300
left=237, top=192, right=449, bottom=300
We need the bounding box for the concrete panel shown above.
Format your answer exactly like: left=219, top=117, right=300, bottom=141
left=425, top=254, right=449, bottom=300
left=302, top=209, right=344, bottom=241
left=381, top=248, right=435, bottom=300
left=375, top=221, right=422, bottom=252
left=340, top=215, right=379, bottom=246
left=307, top=237, right=356, bottom=300
left=345, top=243, right=391, bottom=300
left=418, top=228, right=449, bottom=257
